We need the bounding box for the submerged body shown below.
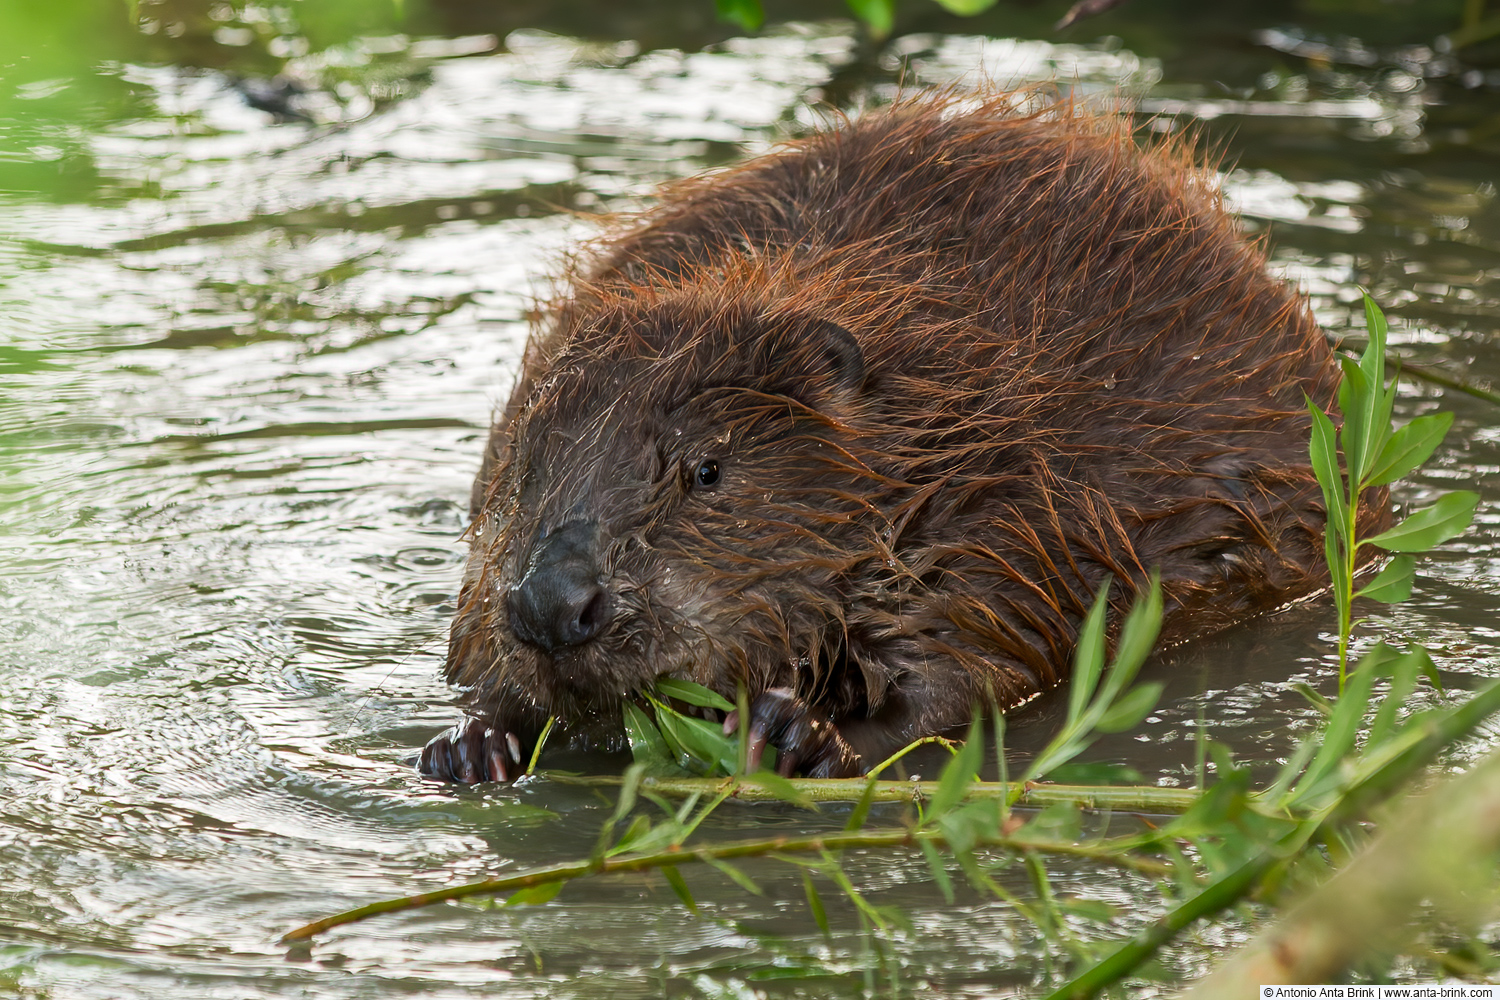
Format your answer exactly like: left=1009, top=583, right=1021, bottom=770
left=420, top=94, right=1387, bottom=782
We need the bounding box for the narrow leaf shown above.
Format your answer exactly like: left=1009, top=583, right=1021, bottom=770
left=919, top=838, right=955, bottom=904
left=1306, top=398, right=1346, bottom=529
left=1360, top=294, right=1389, bottom=413
left=1354, top=554, right=1415, bottom=603
left=1095, top=681, right=1163, bottom=734
left=505, top=881, right=563, bottom=907
left=1067, top=578, right=1112, bottom=725
left=928, top=717, right=984, bottom=820
left=1416, top=646, right=1444, bottom=694
left=1367, top=412, right=1453, bottom=487
left=1045, top=761, right=1146, bottom=785
left=608, top=814, right=652, bottom=855
left=611, top=764, right=645, bottom=827
left=744, top=770, right=817, bottom=810
left=653, top=706, right=739, bottom=775
left=1289, top=661, right=1378, bottom=806
left=1365, top=491, right=1479, bottom=552
left=1362, top=292, right=1389, bottom=360
left=1337, top=355, right=1374, bottom=483
left=704, top=857, right=763, bottom=896
left=1368, top=644, right=1422, bottom=747
left=713, top=0, right=763, bottom=29
left=653, top=678, right=735, bottom=712
left=932, top=0, right=999, bottom=13
left=1097, top=575, right=1162, bottom=701
left=844, top=774, right=881, bottom=832
left=845, top=0, right=895, bottom=35
left=1290, top=682, right=1334, bottom=717
left=802, top=873, right=831, bottom=939
left=1057, top=897, right=1117, bottom=923
left=622, top=701, right=671, bottom=766
left=661, top=866, right=697, bottom=914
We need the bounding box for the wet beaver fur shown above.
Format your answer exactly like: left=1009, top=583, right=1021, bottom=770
left=418, top=92, right=1388, bottom=783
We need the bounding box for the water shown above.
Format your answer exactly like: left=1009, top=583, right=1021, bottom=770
left=2, top=5, right=1499, bottom=997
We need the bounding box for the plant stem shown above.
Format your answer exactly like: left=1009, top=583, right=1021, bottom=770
left=1043, top=827, right=1311, bottom=1000
left=281, top=826, right=1171, bottom=943
left=544, top=773, right=1202, bottom=813
left=1340, top=492, right=1359, bottom=685
left=1183, top=746, right=1500, bottom=993
left=1040, top=678, right=1500, bottom=999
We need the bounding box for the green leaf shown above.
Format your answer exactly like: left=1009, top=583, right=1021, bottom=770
left=622, top=701, right=672, bottom=766
left=611, top=764, right=646, bottom=827
left=610, top=817, right=683, bottom=858
left=1366, top=411, right=1454, bottom=487
left=1263, top=735, right=1317, bottom=806
left=661, top=865, right=697, bottom=914
left=1207, top=740, right=1242, bottom=782
left=608, top=814, right=652, bottom=855
left=743, top=770, right=816, bottom=810
left=505, top=880, right=563, bottom=907
left=802, top=872, right=831, bottom=939
left=1056, top=897, right=1117, bottom=923
left=1098, top=574, right=1162, bottom=699
left=1289, top=682, right=1334, bottom=717
left=1365, top=491, right=1479, bottom=552
left=653, top=678, right=735, bottom=713
left=1354, top=554, right=1415, bottom=603
left=714, top=0, right=763, bottom=29
left=1368, top=644, right=1424, bottom=747
left=1362, top=292, right=1388, bottom=362
left=844, top=773, right=881, bottom=832
left=1418, top=647, right=1444, bottom=694
left=1288, top=658, right=1379, bottom=807
left=1095, top=682, right=1163, bottom=733
left=704, top=857, right=763, bottom=896
left=652, top=704, right=740, bottom=775
left=919, top=838, right=955, bottom=904
left=1067, top=578, right=1111, bottom=726
left=845, top=0, right=895, bottom=35
left=1360, top=293, right=1390, bottom=404
left=1306, top=397, right=1347, bottom=532
left=932, top=0, right=998, bottom=13
left=1337, top=355, right=1374, bottom=483
left=928, top=717, right=984, bottom=820
left=1045, top=761, right=1146, bottom=785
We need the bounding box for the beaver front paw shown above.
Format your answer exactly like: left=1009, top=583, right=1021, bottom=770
left=728, top=687, right=863, bottom=778
left=418, top=716, right=529, bottom=783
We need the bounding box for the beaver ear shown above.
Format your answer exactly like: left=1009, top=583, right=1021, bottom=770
left=758, top=316, right=866, bottom=410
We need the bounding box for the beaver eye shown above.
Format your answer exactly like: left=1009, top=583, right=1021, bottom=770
left=693, top=458, right=721, bottom=489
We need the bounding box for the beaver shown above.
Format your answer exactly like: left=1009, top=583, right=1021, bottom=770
left=418, top=92, right=1388, bottom=783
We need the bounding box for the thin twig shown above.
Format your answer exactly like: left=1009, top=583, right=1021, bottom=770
left=543, top=774, right=1203, bottom=813
left=281, top=826, right=1171, bottom=943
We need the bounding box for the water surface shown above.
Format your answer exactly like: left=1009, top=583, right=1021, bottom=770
left=2, top=7, right=1499, bottom=997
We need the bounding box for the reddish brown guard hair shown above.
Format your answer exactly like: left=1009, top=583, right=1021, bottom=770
left=420, top=92, right=1388, bottom=783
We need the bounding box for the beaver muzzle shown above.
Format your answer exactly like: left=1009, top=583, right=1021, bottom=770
left=506, top=519, right=610, bottom=652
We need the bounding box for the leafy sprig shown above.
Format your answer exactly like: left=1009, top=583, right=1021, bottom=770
left=1307, top=293, right=1477, bottom=686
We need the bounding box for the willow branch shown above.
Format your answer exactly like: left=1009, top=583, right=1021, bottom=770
left=1182, top=745, right=1500, bottom=993
left=544, top=774, right=1202, bottom=813
left=281, top=826, right=1170, bottom=943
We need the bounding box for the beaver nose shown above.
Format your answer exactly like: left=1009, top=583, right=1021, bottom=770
left=507, top=521, right=609, bottom=652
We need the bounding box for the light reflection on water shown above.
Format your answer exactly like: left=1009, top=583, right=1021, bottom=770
left=1, top=16, right=1498, bottom=999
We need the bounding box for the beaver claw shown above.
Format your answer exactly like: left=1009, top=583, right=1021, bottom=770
left=728, top=687, right=864, bottom=778
left=418, top=716, right=528, bottom=783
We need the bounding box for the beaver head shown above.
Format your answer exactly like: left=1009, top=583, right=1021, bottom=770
left=446, top=279, right=890, bottom=740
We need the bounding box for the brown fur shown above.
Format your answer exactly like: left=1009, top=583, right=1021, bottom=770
left=423, top=92, right=1389, bottom=780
